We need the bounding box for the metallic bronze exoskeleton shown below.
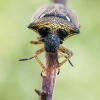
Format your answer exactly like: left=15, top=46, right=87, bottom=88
left=19, top=3, right=80, bottom=75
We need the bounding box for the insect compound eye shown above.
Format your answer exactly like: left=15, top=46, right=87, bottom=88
left=57, top=29, right=69, bottom=40
left=38, top=27, right=50, bottom=37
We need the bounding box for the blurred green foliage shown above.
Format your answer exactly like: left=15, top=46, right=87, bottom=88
left=0, top=0, right=100, bottom=100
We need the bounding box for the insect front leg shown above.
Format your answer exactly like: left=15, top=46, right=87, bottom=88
left=30, top=40, right=44, bottom=47
left=34, top=48, right=46, bottom=76
left=58, top=45, right=73, bottom=66
left=57, top=46, right=73, bottom=74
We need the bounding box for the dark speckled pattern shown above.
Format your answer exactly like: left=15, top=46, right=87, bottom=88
left=44, top=34, right=60, bottom=53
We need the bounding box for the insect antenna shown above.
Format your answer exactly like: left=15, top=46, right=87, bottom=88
left=64, top=56, right=74, bottom=67
left=68, top=59, right=74, bottom=67
left=19, top=56, right=34, bottom=61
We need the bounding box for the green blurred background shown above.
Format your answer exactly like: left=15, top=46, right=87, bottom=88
left=0, top=0, right=100, bottom=100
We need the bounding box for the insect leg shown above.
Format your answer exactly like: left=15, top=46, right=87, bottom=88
left=19, top=47, right=45, bottom=62
left=58, top=51, right=73, bottom=67
left=57, top=46, right=73, bottom=74
left=58, top=45, right=73, bottom=60
left=30, top=40, right=44, bottom=47
left=34, top=48, right=46, bottom=76
left=34, top=48, right=45, bottom=69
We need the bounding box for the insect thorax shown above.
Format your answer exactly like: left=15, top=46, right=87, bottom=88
left=29, top=4, right=80, bottom=39
left=32, top=16, right=73, bottom=34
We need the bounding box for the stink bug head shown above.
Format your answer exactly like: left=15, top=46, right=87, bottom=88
left=44, top=34, right=61, bottom=53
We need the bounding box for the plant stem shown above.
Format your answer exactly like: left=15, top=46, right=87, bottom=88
left=35, top=52, right=59, bottom=100
left=51, top=0, right=66, bottom=5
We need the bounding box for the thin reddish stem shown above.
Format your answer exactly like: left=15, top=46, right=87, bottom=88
left=35, top=52, right=59, bottom=100
left=51, top=0, right=66, bottom=5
